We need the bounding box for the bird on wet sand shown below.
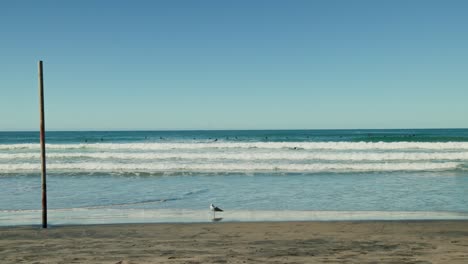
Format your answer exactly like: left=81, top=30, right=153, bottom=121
left=210, top=203, right=223, bottom=218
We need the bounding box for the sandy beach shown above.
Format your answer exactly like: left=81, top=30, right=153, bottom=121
left=1, top=221, right=468, bottom=264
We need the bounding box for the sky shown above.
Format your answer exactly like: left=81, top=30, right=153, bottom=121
left=0, top=0, right=467, bottom=131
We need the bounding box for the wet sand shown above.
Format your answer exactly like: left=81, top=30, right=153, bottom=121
left=1, top=221, right=468, bottom=263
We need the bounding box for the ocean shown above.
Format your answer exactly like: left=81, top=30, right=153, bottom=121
left=1, top=129, right=468, bottom=226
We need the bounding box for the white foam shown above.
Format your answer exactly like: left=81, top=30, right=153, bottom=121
left=0, top=161, right=460, bottom=173
left=2, top=151, right=468, bottom=161
left=3, top=141, right=468, bottom=151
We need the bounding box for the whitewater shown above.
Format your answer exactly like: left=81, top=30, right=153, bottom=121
left=1, top=129, right=468, bottom=225
left=1, top=141, right=468, bottom=175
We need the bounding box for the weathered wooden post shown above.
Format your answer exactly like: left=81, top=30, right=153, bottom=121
left=38, top=60, right=47, bottom=228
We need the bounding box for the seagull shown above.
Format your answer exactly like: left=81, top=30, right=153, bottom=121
left=210, top=203, right=223, bottom=218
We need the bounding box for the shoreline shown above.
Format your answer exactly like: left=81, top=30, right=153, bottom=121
left=3, top=218, right=468, bottom=229
left=2, top=220, right=468, bottom=263
left=2, top=209, right=468, bottom=227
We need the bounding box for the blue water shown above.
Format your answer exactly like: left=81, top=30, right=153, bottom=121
left=1, top=129, right=468, bottom=225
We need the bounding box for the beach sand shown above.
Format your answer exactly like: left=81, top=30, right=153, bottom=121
left=1, top=221, right=468, bottom=263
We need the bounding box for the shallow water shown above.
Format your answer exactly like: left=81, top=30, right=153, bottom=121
left=1, top=129, right=468, bottom=225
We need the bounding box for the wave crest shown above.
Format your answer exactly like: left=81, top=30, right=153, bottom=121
left=2, top=141, right=468, bottom=151
left=0, top=162, right=461, bottom=174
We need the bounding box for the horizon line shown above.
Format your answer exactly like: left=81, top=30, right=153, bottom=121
left=1, top=127, right=468, bottom=133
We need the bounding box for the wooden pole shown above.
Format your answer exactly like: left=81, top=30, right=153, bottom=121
left=39, top=61, right=47, bottom=228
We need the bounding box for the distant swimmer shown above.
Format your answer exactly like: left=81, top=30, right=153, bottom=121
left=214, top=138, right=218, bottom=142
left=293, top=147, right=297, bottom=150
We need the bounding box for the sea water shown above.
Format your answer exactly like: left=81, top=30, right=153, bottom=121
left=1, top=129, right=468, bottom=226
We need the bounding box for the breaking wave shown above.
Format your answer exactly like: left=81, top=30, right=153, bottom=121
left=2, top=151, right=468, bottom=161
left=2, top=141, right=468, bottom=151
left=0, top=162, right=462, bottom=174
left=2, top=141, right=467, bottom=175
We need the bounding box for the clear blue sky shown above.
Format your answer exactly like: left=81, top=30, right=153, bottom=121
left=1, top=0, right=467, bottom=130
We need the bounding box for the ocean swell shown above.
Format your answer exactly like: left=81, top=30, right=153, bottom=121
left=1, top=141, right=467, bottom=175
